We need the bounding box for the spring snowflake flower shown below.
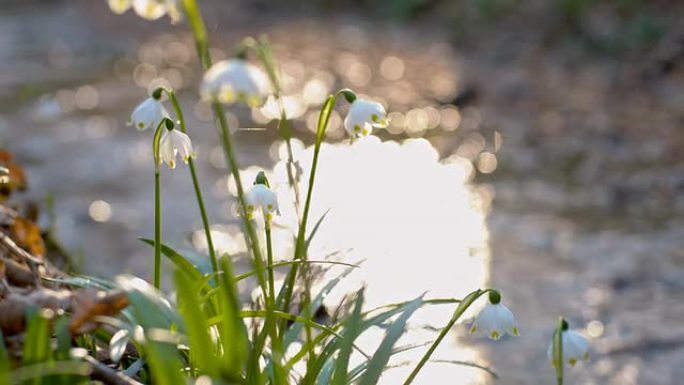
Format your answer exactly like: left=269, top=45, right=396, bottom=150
left=547, top=328, right=590, bottom=367
left=107, top=0, right=131, bottom=14
left=343, top=98, right=388, bottom=138
left=469, top=292, right=519, bottom=340
left=108, top=0, right=181, bottom=22
left=245, top=183, right=279, bottom=218
left=130, top=95, right=170, bottom=131
left=200, top=59, right=270, bottom=107
left=159, top=127, right=196, bottom=169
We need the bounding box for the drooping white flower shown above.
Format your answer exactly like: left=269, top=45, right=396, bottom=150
left=164, top=0, right=183, bottom=23
left=158, top=128, right=196, bottom=169
left=343, top=98, right=388, bottom=138
left=470, top=302, right=519, bottom=340
left=130, top=96, right=170, bottom=131
left=547, top=329, right=590, bottom=367
left=108, top=0, right=131, bottom=14
left=245, top=183, right=279, bottom=217
left=200, top=59, right=270, bottom=107
left=131, top=0, right=167, bottom=20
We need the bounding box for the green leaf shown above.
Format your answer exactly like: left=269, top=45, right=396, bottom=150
left=174, top=269, right=221, bottom=377
left=305, top=209, right=330, bottom=250
left=330, top=290, right=364, bottom=385
left=139, top=238, right=203, bottom=283
left=0, top=330, right=11, bottom=385
left=23, top=308, right=52, bottom=366
left=115, top=275, right=185, bottom=385
left=216, top=258, right=249, bottom=375
left=358, top=296, right=423, bottom=385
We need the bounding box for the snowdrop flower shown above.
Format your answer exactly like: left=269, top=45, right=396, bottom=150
left=547, top=324, right=590, bottom=367
left=201, top=59, right=270, bottom=107
left=131, top=0, right=167, bottom=20
left=343, top=98, right=388, bottom=138
left=108, top=0, right=181, bottom=22
left=469, top=291, right=519, bottom=340
left=107, top=0, right=131, bottom=14
left=130, top=94, right=169, bottom=131
left=158, top=125, right=196, bottom=169
left=245, top=173, right=279, bottom=219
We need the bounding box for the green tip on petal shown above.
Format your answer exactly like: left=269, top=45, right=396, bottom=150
left=469, top=325, right=477, bottom=334
left=512, top=327, right=519, bottom=336
left=490, top=330, right=500, bottom=340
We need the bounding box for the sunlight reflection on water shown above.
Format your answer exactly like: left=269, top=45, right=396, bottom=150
left=222, top=136, right=494, bottom=384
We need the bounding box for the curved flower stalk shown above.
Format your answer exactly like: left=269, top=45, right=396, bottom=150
left=403, top=288, right=510, bottom=385
left=550, top=318, right=590, bottom=385
left=549, top=318, right=589, bottom=366
left=469, top=291, right=519, bottom=340
left=201, top=59, right=271, bottom=107
left=129, top=93, right=169, bottom=131
left=343, top=98, right=388, bottom=138
left=108, top=0, right=182, bottom=23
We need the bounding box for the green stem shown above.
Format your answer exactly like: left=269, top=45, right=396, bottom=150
left=264, top=218, right=286, bottom=385
left=182, top=0, right=267, bottom=297
left=277, top=91, right=348, bottom=318
left=553, top=318, right=565, bottom=385
left=153, top=170, right=161, bottom=289
left=166, top=90, right=219, bottom=280
left=152, top=120, right=166, bottom=290
left=265, top=220, right=276, bottom=305
left=402, top=289, right=492, bottom=385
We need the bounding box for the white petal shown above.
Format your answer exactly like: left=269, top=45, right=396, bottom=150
left=108, top=0, right=131, bottom=14
left=171, top=130, right=194, bottom=162
left=164, top=0, right=183, bottom=23
left=132, top=0, right=166, bottom=20
left=130, top=98, right=168, bottom=131
left=245, top=184, right=278, bottom=214
left=201, top=59, right=270, bottom=106
left=159, top=131, right=177, bottom=169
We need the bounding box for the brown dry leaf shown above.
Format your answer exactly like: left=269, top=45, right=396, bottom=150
left=0, top=289, right=73, bottom=335
left=0, top=151, right=27, bottom=200
left=10, top=217, right=46, bottom=259
left=69, top=289, right=129, bottom=334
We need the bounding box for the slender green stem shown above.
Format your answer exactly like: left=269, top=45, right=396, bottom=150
left=152, top=120, right=166, bottom=290
left=153, top=170, right=161, bottom=289
left=402, top=289, right=492, bottom=385
left=182, top=0, right=267, bottom=297
left=265, top=220, right=276, bottom=304
left=277, top=91, right=348, bottom=318
left=165, top=90, right=219, bottom=280
left=553, top=318, right=565, bottom=385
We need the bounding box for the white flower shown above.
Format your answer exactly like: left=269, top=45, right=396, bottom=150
left=343, top=98, right=388, bottom=138
left=547, top=329, right=590, bottom=367
left=469, top=303, right=519, bottom=340
left=107, top=0, right=181, bottom=22
left=245, top=184, right=279, bottom=217
left=107, top=0, right=131, bottom=14
left=159, top=128, right=195, bottom=169
left=201, top=59, right=270, bottom=107
left=164, top=0, right=183, bottom=23
left=131, top=0, right=167, bottom=20
left=130, top=97, right=170, bottom=131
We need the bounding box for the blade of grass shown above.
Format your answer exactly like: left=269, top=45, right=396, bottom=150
left=174, top=269, right=221, bottom=377
left=330, top=290, right=364, bottom=385
left=358, top=296, right=423, bottom=385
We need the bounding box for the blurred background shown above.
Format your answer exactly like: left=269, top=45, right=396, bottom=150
left=1, top=0, right=683, bottom=384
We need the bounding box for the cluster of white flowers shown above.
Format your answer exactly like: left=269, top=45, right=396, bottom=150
left=108, top=0, right=182, bottom=23
left=469, top=292, right=590, bottom=371
left=130, top=92, right=195, bottom=169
